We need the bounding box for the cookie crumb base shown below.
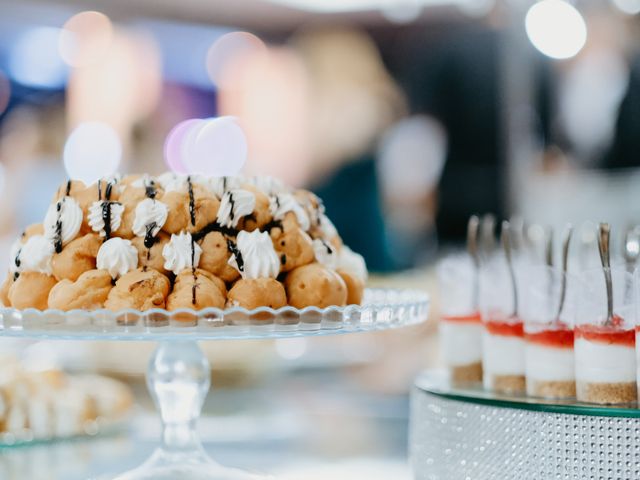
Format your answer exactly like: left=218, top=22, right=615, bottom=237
left=450, top=362, right=483, bottom=385
left=577, top=381, right=637, bottom=404
left=487, top=374, right=526, bottom=394
left=527, top=379, right=576, bottom=399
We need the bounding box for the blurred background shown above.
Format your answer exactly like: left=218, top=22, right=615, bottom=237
left=1, top=0, right=640, bottom=478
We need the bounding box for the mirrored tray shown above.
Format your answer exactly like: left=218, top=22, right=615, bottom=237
left=0, top=289, right=427, bottom=341
left=0, top=288, right=429, bottom=479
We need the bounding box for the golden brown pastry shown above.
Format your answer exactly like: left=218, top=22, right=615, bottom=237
left=285, top=263, right=347, bottom=309
left=198, top=232, right=240, bottom=283
left=227, top=278, right=287, bottom=310
left=167, top=269, right=226, bottom=310
left=0, top=273, right=15, bottom=306
left=242, top=185, right=273, bottom=232
left=51, top=233, right=102, bottom=282
left=185, top=184, right=220, bottom=233
left=131, top=232, right=171, bottom=276
left=8, top=272, right=58, bottom=310
left=105, top=268, right=170, bottom=311
left=52, top=179, right=86, bottom=203
left=337, top=269, right=365, bottom=305
left=161, top=191, right=190, bottom=234
left=48, top=269, right=113, bottom=311
left=269, top=214, right=315, bottom=272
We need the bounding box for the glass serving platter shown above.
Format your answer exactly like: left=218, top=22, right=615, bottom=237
left=0, top=288, right=429, bottom=479
left=414, top=370, right=640, bottom=417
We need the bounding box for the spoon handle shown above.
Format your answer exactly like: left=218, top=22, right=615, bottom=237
left=598, top=223, right=614, bottom=322
left=556, top=224, right=573, bottom=319
left=467, top=215, right=481, bottom=309
left=501, top=221, right=518, bottom=318
left=545, top=227, right=554, bottom=267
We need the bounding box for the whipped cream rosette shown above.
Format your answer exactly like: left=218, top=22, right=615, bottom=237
left=97, top=237, right=138, bottom=279
left=162, top=231, right=202, bottom=275
left=216, top=189, right=256, bottom=229
left=269, top=193, right=310, bottom=231
left=43, top=196, right=83, bottom=252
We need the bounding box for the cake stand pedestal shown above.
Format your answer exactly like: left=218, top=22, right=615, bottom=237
left=411, top=371, right=640, bottom=480
left=0, top=288, right=429, bottom=480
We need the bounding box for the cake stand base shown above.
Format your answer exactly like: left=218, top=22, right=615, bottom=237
left=111, top=341, right=270, bottom=480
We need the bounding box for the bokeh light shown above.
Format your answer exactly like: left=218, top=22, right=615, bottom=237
left=164, top=118, right=202, bottom=173
left=188, top=117, right=247, bottom=176
left=206, top=31, right=267, bottom=89
left=0, top=70, right=11, bottom=116
left=63, top=122, right=122, bottom=185
left=9, top=27, right=67, bottom=89
left=58, top=11, right=113, bottom=68
left=525, top=0, right=587, bottom=60
left=612, top=0, right=640, bottom=14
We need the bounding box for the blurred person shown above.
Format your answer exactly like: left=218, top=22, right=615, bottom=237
left=291, top=27, right=408, bottom=271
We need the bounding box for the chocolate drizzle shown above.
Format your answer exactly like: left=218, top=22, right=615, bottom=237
left=65, top=180, right=72, bottom=196
left=145, top=179, right=157, bottom=199
left=227, top=239, right=244, bottom=272
left=99, top=181, right=117, bottom=240
left=261, top=219, right=283, bottom=233
left=190, top=236, right=197, bottom=305
left=54, top=201, right=63, bottom=253
left=101, top=201, right=113, bottom=239
left=280, top=254, right=286, bottom=266
left=144, top=223, right=157, bottom=249
left=192, top=221, right=238, bottom=242
left=187, top=176, right=196, bottom=227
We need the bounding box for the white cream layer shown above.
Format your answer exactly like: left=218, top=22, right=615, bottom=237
left=440, top=321, right=482, bottom=367
left=575, top=338, right=636, bottom=383
left=525, top=344, right=574, bottom=382
left=482, top=331, right=525, bottom=376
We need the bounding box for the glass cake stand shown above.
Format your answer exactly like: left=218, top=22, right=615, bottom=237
left=0, top=288, right=429, bottom=480
left=411, top=371, right=640, bottom=480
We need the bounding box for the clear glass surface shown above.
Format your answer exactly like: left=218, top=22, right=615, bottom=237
left=0, top=289, right=428, bottom=479
left=415, top=370, right=640, bottom=417
left=0, top=289, right=428, bottom=340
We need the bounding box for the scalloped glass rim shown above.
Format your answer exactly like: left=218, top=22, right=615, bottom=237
left=0, top=288, right=429, bottom=341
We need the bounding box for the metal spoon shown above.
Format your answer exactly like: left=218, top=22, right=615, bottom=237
left=501, top=221, right=518, bottom=317
left=467, top=215, right=481, bottom=309
left=545, top=227, right=554, bottom=268
left=556, top=224, right=573, bottom=320
left=480, top=213, right=496, bottom=260
left=597, top=223, right=613, bottom=324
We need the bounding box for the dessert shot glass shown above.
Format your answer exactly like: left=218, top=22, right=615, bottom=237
left=522, top=265, right=576, bottom=399
left=480, top=254, right=525, bottom=394
left=575, top=267, right=637, bottom=405
left=437, top=254, right=482, bottom=385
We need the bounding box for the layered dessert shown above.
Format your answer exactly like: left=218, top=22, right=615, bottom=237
left=575, top=316, right=637, bottom=404
left=440, top=312, right=483, bottom=383
left=482, top=313, right=525, bottom=394
left=525, top=323, right=575, bottom=398
left=0, top=173, right=367, bottom=312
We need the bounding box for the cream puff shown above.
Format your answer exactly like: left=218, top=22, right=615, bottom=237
left=285, top=263, right=347, bottom=309
left=167, top=269, right=226, bottom=310
left=51, top=233, right=102, bottom=282
left=105, top=268, right=170, bottom=311
left=48, top=269, right=112, bottom=311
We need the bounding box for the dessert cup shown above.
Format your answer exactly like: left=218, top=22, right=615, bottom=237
left=480, top=255, right=525, bottom=394
left=437, top=254, right=482, bottom=384
left=522, top=266, right=576, bottom=399
left=575, top=267, right=637, bottom=404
